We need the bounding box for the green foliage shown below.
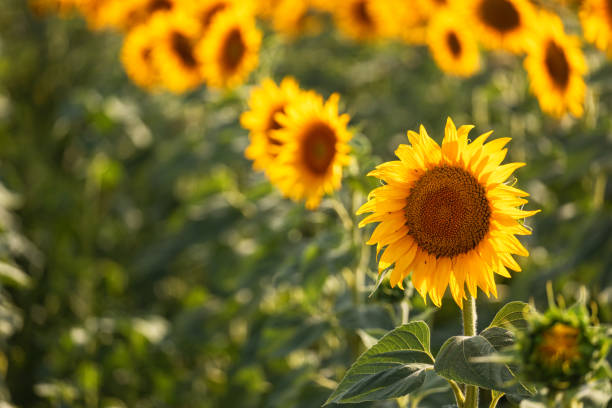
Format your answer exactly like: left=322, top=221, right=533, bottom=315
left=0, top=0, right=611, bottom=407
left=326, top=322, right=434, bottom=404
left=434, top=334, right=532, bottom=396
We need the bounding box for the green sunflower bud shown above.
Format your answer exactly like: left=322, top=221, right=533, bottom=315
left=517, top=304, right=610, bottom=390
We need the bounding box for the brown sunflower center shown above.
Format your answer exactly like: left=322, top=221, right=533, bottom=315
left=202, top=3, right=227, bottom=29
left=353, top=0, right=373, bottom=27
left=266, top=105, right=285, bottom=147
left=142, top=47, right=152, bottom=63
left=404, top=166, right=491, bottom=258
left=478, top=0, right=520, bottom=33
left=301, top=121, right=337, bottom=175
left=148, top=0, right=172, bottom=13
left=221, top=29, right=246, bottom=71
left=537, top=323, right=581, bottom=367
left=446, top=31, right=462, bottom=57
left=544, top=40, right=570, bottom=90
left=171, top=32, right=197, bottom=68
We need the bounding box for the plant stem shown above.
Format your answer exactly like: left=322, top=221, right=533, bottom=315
left=448, top=380, right=465, bottom=408
left=462, top=293, right=479, bottom=408
left=489, top=392, right=503, bottom=408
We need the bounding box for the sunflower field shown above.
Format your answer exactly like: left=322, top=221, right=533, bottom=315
left=1, top=0, right=611, bottom=407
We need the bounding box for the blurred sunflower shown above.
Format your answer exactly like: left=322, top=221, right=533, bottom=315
left=121, top=22, right=159, bottom=89
left=241, top=77, right=305, bottom=172
left=271, top=0, right=321, bottom=38
left=197, top=10, right=261, bottom=89
left=254, top=0, right=282, bottom=20
left=524, top=11, right=586, bottom=118
left=427, top=8, right=480, bottom=77
left=467, top=0, right=536, bottom=53
left=358, top=118, right=538, bottom=307
left=96, top=0, right=181, bottom=31
left=416, top=0, right=451, bottom=16
left=269, top=92, right=352, bottom=209
left=75, top=0, right=116, bottom=29
left=580, top=0, right=612, bottom=53
left=518, top=305, right=610, bottom=389
left=378, top=0, right=428, bottom=44
left=151, top=12, right=204, bottom=93
left=332, top=0, right=385, bottom=41
left=184, top=0, right=241, bottom=32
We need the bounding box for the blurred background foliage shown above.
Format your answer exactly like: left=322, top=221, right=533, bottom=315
left=0, top=0, right=611, bottom=407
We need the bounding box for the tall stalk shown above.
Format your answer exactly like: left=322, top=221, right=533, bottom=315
left=462, top=293, right=479, bottom=408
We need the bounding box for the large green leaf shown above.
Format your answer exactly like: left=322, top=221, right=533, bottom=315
left=434, top=335, right=533, bottom=396
left=480, top=326, right=515, bottom=352
left=325, top=321, right=435, bottom=405
left=487, top=301, right=531, bottom=331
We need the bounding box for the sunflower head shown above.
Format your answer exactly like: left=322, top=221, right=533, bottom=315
left=332, top=0, right=386, bottom=41
left=271, top=0, right=323, bottom=38
left=468, top=0, right=536, bottom=53
left=121, top=21, right=160, bottom=89
left=197, top=9, right=262, bottom=89
left=241, top=77, right=305, bottom=172
left=96, top=0, right=179, bottom=31
left=370, top=0, right=428, bottom=44
left=524, top=11, right=587, bottom=118
left=267, top=92, right=352, bottom=209
left=580, top=0, right=612, bottom=52
left=358, top=118, right=539, bottom=307
left=427, top=7, right=480, bottom=77
left=518, top=305, right=610, bottom=389
left=150, top=11, right=204, bottom=93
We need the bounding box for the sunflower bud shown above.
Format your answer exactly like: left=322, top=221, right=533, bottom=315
left=518, top=305, right=609, bottom=390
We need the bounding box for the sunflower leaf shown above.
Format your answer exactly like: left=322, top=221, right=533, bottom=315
left=487, top=301, right=531, bottom=331
left=434, top=335, right=534, bottom=396
left=324, top=321, right=436, bottom=405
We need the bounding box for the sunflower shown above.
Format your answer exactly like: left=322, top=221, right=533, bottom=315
left=254, top=0, right=282, bottom=20
left=416, top=0, right=452, bottom=16
left=381, top=0, right=429, bottom=44
left=524, top=11, right=586, bottom=118
left=150, top=11, right=204, bottom=93
left=537, top=323, right=581, bottom=369
left=95, top=0, right=182, bottom=31
left=332, top=0, right=386, bottom=41
left=467, top=0, right=536, bottom=53
left=184, top=0, right=245, bottom=32
left=121, top=22, right=160, bottom=89
left=197, top=10, right=261, bottom=89
left=74, top=0, right=116, bottom=29
left=358, top=118, right=538, bottom=307
left=518, top=305, right=610, bottom=389
left=241, top=77, right=305, bottom=172
left=427, top=8, right=480, bottom=77
left=580, top=0, right=612, bottom=53
left=270, top=0, right=322, bottom=38
left=268, top=92, right=352, bottom=209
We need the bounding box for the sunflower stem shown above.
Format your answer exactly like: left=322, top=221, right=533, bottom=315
left=448, top=380, right=465, bottom=408
left=462, top=293, right=479, bottom=408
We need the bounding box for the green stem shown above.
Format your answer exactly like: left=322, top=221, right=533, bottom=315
left=462, top=293, right=479, bottom=408
left=489, top=392, right=503, bottom=408
left=448, top=380, right=465, bottom=408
